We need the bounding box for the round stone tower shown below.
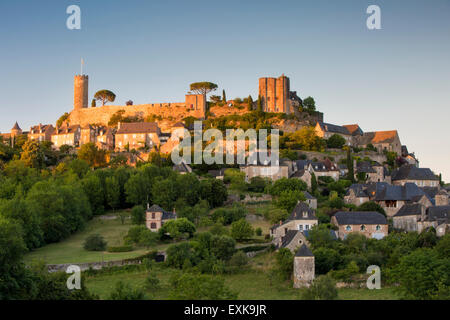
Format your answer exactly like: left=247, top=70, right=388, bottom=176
left=74, top=75, right=89, bottom=110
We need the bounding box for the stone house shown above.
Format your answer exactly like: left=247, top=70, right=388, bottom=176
left=293, top=244, right=315, bottom=288
left=355, top=130, right=402, bottom=155
left=344, top=184, right=370, bottom=206
left=419, top=206, right=450, bottom=237
left=308, top=159, right=340, bottom=181
left=115, top=122, right=161, bottom=151
left=96, top=127, right=115, bottom=150
left=80, top=124, right=97, bottom=146
left=304, top=191, right=317, bottom=209
left=240, top=156, right=291, bottom=182
left=392, top=203, right=426, bottom=232
left=391, top=165, right=439, bottom=187
left=314, top=122, right=353, bottom=146
left=28, top=124, right=54, bottom=142
left=208, top=168, right=227, bottom=180
left=145, top=204, right=177, bottom=232
left=331, top=211, right=388, bottom=240
left=355, top=161, right=389, bottom=183
left=290, top=160, right=312, bottom=187
left=277, top=230, right=309, bottom=253
left=271, top=201, right=318, bottom=246
left=51, top=124, right=81, bottom=148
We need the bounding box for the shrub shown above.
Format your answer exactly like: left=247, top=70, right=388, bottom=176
left=109, top=281, right=145, bottom=300
left=107, top=245, right=133, bottom=253
left=255, top=227, right=262, bottom=236
left=83, top=234, right=107, bottom=251
left=229, top=251, right=249, bottom=267
left=144, top=273, right=161, bottom=291
left=230, top=219, right=254, bottom=241
left=301, top=275, right=338, bottom=300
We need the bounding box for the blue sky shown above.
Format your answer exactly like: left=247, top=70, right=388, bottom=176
left=0, top=0, right=449, bottom=180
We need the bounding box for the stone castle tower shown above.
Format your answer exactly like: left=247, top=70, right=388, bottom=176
left=74, top=75, right=89, bottom=110
left=259, top=74, right=290, bottom=114
left=293, top=244, right=315, bottom=288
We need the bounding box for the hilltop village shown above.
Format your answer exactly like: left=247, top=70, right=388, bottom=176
left=0, top=73, right=448, bottom=300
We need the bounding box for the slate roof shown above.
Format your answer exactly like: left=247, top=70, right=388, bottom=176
left=303, top=191, right=315, bottom=200
left=281, top=230, right=299, bottom=248
left=421, top=187, right=440, bottom=199
left=356, top=161, right=376, bottom=173
left=426, top=206, right=450, bottom=222
left=12, top=122, right=21, bottom=131
left=116, top=122, right=160, bottom=134
left=54, top=124, right=80, bottom=135
left=357, top=130, right=399, bottom=145
left=295, top=244, right=314, bottom=257
left=289, top=201, right=316, bottom=220
left=294, top=160, right=311, bottom=170
left=373, top=182, right=425, bottom=201
left=343, top=124, right=363, bottom=136
left=147, top=204, right=176, bottom=220
left=346, top=184, right=369, bottom=198
left=391, top=165, right=438, bottom=181
left=173, top=162, right=192, bottom=173
left=394, top=203, right=423, bottom=217
left=208, top=168, right=226, bottom=177
left=317, top=122, right=351, bottom=135
left=30, top=124, right=53, bottom=134
left=333, top=211, right=387, bottom=225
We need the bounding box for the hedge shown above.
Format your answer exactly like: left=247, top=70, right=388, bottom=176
left=107, top=245, right=134, bottom=253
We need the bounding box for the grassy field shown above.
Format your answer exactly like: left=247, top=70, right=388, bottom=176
left=84, top=264, right=398, bottom=300
left=24, top=213, right=171, bottom=265
left=84, top=251, right=399, bottom=300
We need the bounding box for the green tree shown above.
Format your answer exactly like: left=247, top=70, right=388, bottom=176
left=274, top=248, right=294, bottom=280
left=94, top=89, right=116, bottom=106
left=77, top=143, right=107, bottom=168
left=83, top=234, right=107, bottom=251
left=311, top=172, right=318, bottom=194
left=131, top=205, right=146, bottom=225
left=139, top=229, right=159, bottom=249
left=230, top=219, right=254, bottom=241
left=346, top=148, right=355, bottom=182
left=109, top=281, right=145, bottom=300
left=327, top=134, right=346, bottom=149
left=390, top=248, right=449, bottom=300
left=105, top=176, right=120, bottom=211
left=256, top=95, right=263, bottom=113
left=56, top=112, right=70, bottom=127
left=301, top=274, right=338, bottom=300
left=91, top=99, right=96, bottom=107
left=81, top=173, right=105, bottom=215
left=20, top=140, right=45, bottom=168
left=222, top=89, right=227, bottom=102
left=247, top=95, right=253, bottom=111
left=189, top=82, right=218, bottom=96
left=357, top=201, right=386, bottom=216
left=275, top=190, right=306, bottom=212
left=302, top=96, right=316, bottom=112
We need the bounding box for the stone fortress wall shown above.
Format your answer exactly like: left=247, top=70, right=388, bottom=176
left=68, top=75, right=206, bottom=127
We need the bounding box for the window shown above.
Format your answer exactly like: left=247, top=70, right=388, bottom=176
left=150, top=222, right=157, bottom=229
left=346, top=225, right=352, bottom=231
left=151, top=212, right=155, bottom=219
left=376, top=225, right=381, bottom=231
left=305, top=225, right=310, bottom=230
left=303, top=212, right=308, bottom=218
left=360, top=225, right=366, bottom=231
left=298, top=225, right=303, bottom=231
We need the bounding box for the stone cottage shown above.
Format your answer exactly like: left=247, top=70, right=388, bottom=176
left=293, top=244, right=315, bottom=288
left=145, top=204, right=177, bottom=232
left=331, top=211, right=388, bottom=240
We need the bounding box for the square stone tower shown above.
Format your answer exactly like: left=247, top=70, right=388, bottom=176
left=258, top=74, right=290, bottom=114
left=74, top=75, right=89, bottom=110
left=293, top=244, right=315, bottom=288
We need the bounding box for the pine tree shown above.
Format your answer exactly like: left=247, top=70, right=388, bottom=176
left=346, top=148, right=355, bottom=182
left=311, top=172, right=318, bottom=195
left=247, top=95, right=253, bottom=111
left=91, top=99, right=96, bottom=107
left=257, top=95, right=263, bottom=113
left=222, top=90, right=227, bottom=103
